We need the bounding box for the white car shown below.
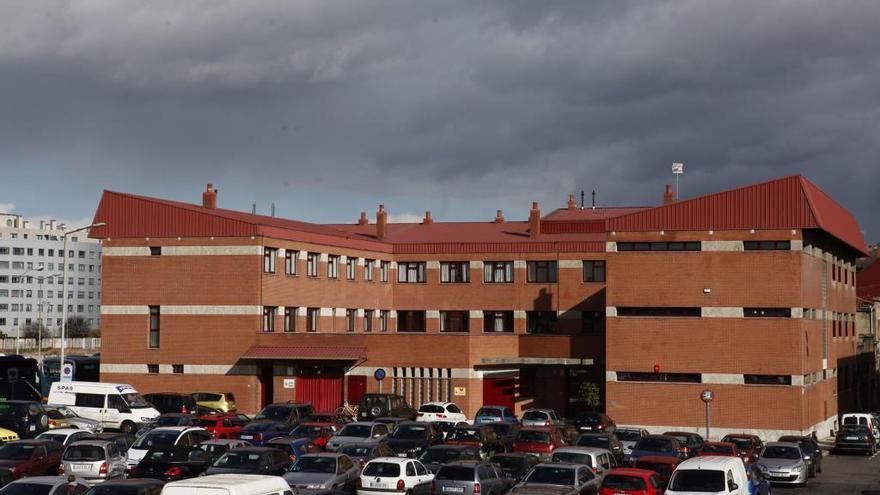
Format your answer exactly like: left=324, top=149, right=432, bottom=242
left=358, top=457, right=434, bottom=495
left=416, top=402, right=467, bottom=424
left=126, top=426, right=213, bottom=468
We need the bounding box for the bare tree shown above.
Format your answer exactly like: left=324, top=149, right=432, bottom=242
left=65, top=316, right=91, bottom=338
left=21, top=323, right=46, bottom=340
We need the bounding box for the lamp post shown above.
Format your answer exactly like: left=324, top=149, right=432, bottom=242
left=60, top=222, right=105, bottom=380
left=17, top=264, right=45, bottom=355
left=36, top=272, right=61, bottom=365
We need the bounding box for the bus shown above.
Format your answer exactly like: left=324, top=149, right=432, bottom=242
left=42, top=355, right=100, bottom=388
left=0, top=355, right=45, bottom=402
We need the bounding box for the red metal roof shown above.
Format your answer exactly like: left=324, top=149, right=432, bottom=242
left=543, top=206, right=651, bottom=222
left=858, top=259, right=880, bottom=300
left=241, top=345, right=366, bottom=360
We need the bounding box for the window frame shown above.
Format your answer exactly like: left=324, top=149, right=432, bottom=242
left=482, top=311, right=514, bottom=333
left=346, top=309, right=356, bottom=332
left=440, top=311, right=470, bottom=333
left=484, top=261, right=514, bottom=283
left=284, top=307, right=296, bottom=333
left=263, top=248, right=277, bottom=274
left=306, top=308, right=319, bottom=332
left=148, top=306, right=160, bottom=349
left=440, top=262, right=470, bottom=283
left=527, top=261, right=558, bottom=283
left=364, top=259, right=374, bottom=282
left=582, top=260, right=606, bottom=283
left=262, top=306, right=277, bottom=333
left=397, top=311, right=427, bottom=333
left=346, top=258, right=357, bottom=280
left=328, top=255, right=340, bottom=279
left=284, top=250, right=298, bottom=275
left=397, top=262, right=427, bottom=283
left=307, top=253, right=320, bottom=278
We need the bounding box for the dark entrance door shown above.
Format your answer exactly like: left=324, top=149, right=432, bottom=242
left=259, top=362, right=274, bottom=408
left=347, top=376, right=367, bottom=405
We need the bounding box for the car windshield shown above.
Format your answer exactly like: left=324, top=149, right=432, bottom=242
left=339, top=445, right=371, bottom=458
left=844, top=416, right=867, bottom=425
left=338, top=424, right=373, bottom=438
left=363, top=462, right=401, bottom=477
left=122, top=393, right=151, bottom=409
left=198, top=444, right=229, bottom=456
left=615, top=430, right=641, bottom=442
left=841, top=425, right=870, bottom=434
left=524, top=466, right=575, bottom=486
left=762, top=446, right=801, bottom=459
left=522, top=411, right=548, bottom=421
left=291, top=456, right=337, bottom=473
left=63, top=445, right=105, bottom=462
left=436, top=465, right=475, bottom=481
left=575, top=415, right=599, bottom=425
left=255, top=405, right=292, bottom=421
left=636, top=461, right=673, bottom=476
left=38, top=433, right=68, bottom=443
left=145, top=448, right=189, bottom=462
left=635, top=437, right=672, bottom=452
left=476, top=408, right=503, bottom=418
left=84, top=486, right=148, bottom=495
left=486, top=424, right=511, bottom=436
left=723, top=437, right=753, bottom=450
left=133, top=431, right=180, bottom=450
left=0, top=443, right=35, bottom=460
left=447, top=429, right=480, bottom=441
left=0, top=485, right=54, bottom=495
left=517, top=430, right=551, bottom=443
left=603, top=475, right=646, bottom=490
left=577, top=435, right=609, bottom=448
left=550, top=452, right=591, bottom=466
left=392, top=425, right=426, bottom=439
left=291, top=425, right=324, bottom=438
left=421, top=449, right=465, bottom=463
left=215, top=451, right=262, bottom=468
left=419, top=405, right=444, bottom=414
left=669, top=469, right=725, bottom=492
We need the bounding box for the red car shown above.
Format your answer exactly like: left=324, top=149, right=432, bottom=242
left=600, top=468, right=666, bottom=495
left=698, top=441, right=738, bottom=458
left=633, top=456, right=681, bottom=487
left=720, top=433, right=763, bottom=465
left=512, top=426, right=568, bottom=459
left=193, top=413, right=251, bottom=439
left=0, top=440, right=63, bottom=480
left=288, top=422, right=341, bottom=448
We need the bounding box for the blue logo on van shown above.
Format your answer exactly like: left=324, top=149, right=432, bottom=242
left=115, top=385, right=129, bottom=393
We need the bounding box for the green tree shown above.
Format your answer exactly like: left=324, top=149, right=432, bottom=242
left=577, top=382, right=601, bottom=411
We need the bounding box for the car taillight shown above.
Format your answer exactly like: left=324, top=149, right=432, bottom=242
left=473, top=482, right=481, bottom=494
left=418, top=413, right=424, bottom=417
left=99, top=462, right=108, bottom=475
left=255, top=433, right=264, bottom=440
left=592, top=467, right=598, bottom=474
left=397, top=479, right=405, bottom=491
left=597, top=424, right=604, bottom=430
left=438, top=414, right=446, bottom=419
left=165, top=466, right=183, bottom=478
left=290, top=454, right=297, bottom=462
left=544, top=421, right=551, bottom=426
left=58, top=464, right=65, bottom=475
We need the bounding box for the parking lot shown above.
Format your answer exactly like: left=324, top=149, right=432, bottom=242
left=776, top=449, right=880, bottom=494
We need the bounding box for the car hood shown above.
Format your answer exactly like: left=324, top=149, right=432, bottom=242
left=243, top=421, right=283, bottom=432
left=283, top=472, right=336, bottom=485
left=759, top=458, right=803, bottom=470
left=511, top=484, right=574, bottom=495
left=328, top=435, right=371, bottom=446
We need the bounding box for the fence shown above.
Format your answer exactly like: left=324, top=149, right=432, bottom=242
left=0, top=337, right=101, bottom=352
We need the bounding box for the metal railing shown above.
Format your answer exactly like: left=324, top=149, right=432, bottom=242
left=0, top=337, right=101, bottom=351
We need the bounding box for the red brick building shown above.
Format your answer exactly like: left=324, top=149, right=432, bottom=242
left=92, top=175, right=868, bottom=438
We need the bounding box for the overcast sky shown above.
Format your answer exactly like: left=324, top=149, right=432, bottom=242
left=1, top=1, right=878, bottom=243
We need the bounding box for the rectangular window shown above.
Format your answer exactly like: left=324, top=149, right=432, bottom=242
left=148, top=364, right=159, bottom=374
left=149, top=306, right=160, bottom=348
left=743, top=240, right=792, bottom=251
left=617, top=242, right=701, bottom=251
left=528, top=261, right=558, bottom=283
left=328, top=255, right=339, bottom=279
left=484, top=261, right=514, bottom=283
left=397, top=262, right=427, bottom=283
left=346, top=258, right=357, bottom=280
left=263, top=248, right=277, bottom=273
left=617, top=372, right=702, bottom=383
left=380, top=261, right=390, bottom=282
left=582, top=310, right=606, bottom=335
left=364, top=260, right=374, bottom=281
left=583, top=260, right=606, bottom=282
left=743, top=308, right=792, bottom=318
left=744, top=374, right=792, bottom=386
left=616, top=307, right=701, bottom=317
left=307, top=253, right=320, bottom=277
left=440, top=262, right=470, bottom=283
left=526, top=311, right=557, bottom=334
left=149, top=246, right=161, bottom=256
left=483, top=311, right=514, bottom=333
left=397, top=311, right=426, bottom=332
left=364, top=310, right=374, bottom=332
left=379, top=310, right=389, bottom=332
left=346, top=309, right=356, bottom=332
left=285, top=250, right=298, bottom=275
left=440, top=311, right=470, bottom=332
left=306, top=308, right=319, bottom=332
left=172, top=364, right=184, bottom=374
left=284, top=307, right=296, bottom=332
left=262, top=306, right=277, bottom=332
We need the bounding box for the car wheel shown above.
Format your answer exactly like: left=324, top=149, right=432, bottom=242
left=121, top=421, right=137, bottom=435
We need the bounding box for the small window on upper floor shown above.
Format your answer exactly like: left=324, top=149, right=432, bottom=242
left=583, top=260, right=605, bottom=283
left=743, top=307, right=791, bottom=318
left=307, top=253, right=320, bottom=277
left=527, top=261, right=557, bottom=283
left=440, top=262, right=470, bottom=283
left=285, top=250, right=298, bottom=275
left=484, top=261, right=514, bottom=283
left=149, top=247, right=161, bottom=256
left=328, top=255, right=340, bottom=279
left=744, top=241, right=791, bottom=251
left=398, top=262, right=426, bottom=283
left=346, top=258, right=357, bottom=280
left=263, top=248, right=277, bottom=273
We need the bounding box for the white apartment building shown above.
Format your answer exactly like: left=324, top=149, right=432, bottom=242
left=0, top=213, right=102, bottom=338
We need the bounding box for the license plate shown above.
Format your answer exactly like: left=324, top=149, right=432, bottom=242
left=240, top=435, right=253, bottom=440
left=397, top=453, right=408, bottom=458
left=443, top=487, right=464, bottom=493
left=371, top=482, right=387, bottom=488
left=846, top=437, right=858, bottom=440
left=72, top=464, right=91, bottom=472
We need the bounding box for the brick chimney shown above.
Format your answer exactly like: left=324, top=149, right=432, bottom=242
left=663, top=184, right=674, bottom=205
left=529, top=202, right=541, bottom=238
left=376, top=205, right=387, bottom=239
left=423, top=211, right=433, bottom=224
left=494, top=210, right=504, bottom=224
left=567, top=194, right=578, bottom=210
left=202, top=183, right=218, bottom=209
left=357, top=211, right=369, bottom=225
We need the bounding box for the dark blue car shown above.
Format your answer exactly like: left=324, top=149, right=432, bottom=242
left=628, top=435, right=684, bottom=463
left=237, top=402, right=313, bottom=446
left=474, top=406, right=518, bottom=425
left=237, top=420, right=291, bottom=446
left=266, top=436, right=318, bottom=461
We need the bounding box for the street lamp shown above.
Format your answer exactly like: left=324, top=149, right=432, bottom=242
left=17, top=264, right=46, bottom=355
left=60, top=222, right=105, bottom=380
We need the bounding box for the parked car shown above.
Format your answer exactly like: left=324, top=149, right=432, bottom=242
left=575, top=433, right=624, bottom=464
left=521, top=409, right=563, bottom=427
left=720, top=433, right=763, bottom=465
left=0, top=429, right=18, bottom=445
left=833, top=424, right=875, bottom=455
left=415, top=402, right=467, bottom=424
left=126, top=427, right=213, bottom=469
left=550, top=447, right=615, bottom=481
left=191, top=392, right=237, bottom=413
left=0, top=439, right=62, bottom=480
left=266, top=436, right=322, bottom=462
left=746, top=464, right=771, bottom=495
left=193, top=413, right=251, bottom=440
left=239, top=402, right=314, bottom=446
left=599, top=468, right=665, bottom=495
left=484, top=423, right=520, bottom=453
left=290, top=422, right=343, bottom=449
left=613, top=428, right=648, bottom=463
left=446, top=426, right=505, bottom=459
left=358, top=395, right=417, bottom=421
left=666, top=456, right=750, bottom=494
left=512, top=427, right=567, bottom=460
left=338, top=442, right=396, bottom=468
left=374, top=417, right=406, bottom=431
left=698, top=441, right=739, bottom=458
left=386, top=422, right=444, bottom=458
left=60, top=439, right=127, bottom=485
left=195, top=438, right=252, bottom=464
left=432, top=460, right=513, bottom=495
left=80, top=433, right=136, bottom=458
left=283, top=453, right=361, bottom=494
left=44, top=405, right=103, bottom=433
left=488, top=453, right=539, bottom=482
left=205, top=446, right=292, bottom=476
left=136, top=414, right=197, bottom=438
left=474, top=406, right=518, bottom=426
left=755, top=442, right=808, bottom=486
left=131, top=446, right=213, bottom=481
left=841, top=413, right=880, bottom=445
left=777, top=434, right=822, bottom=477
left=0, top=401, right=49, bottom=439
left=509, top=462, right=600, bottom=495
left=628, top=435, right=684, bottom=463
left=660, top=432, right=703, bottom=459
left=161, top=473, right=291, bottom=495
left=308, top=412, right=355, bottom=425
left=0, top=476, right=89, bottom=494
left=572, top=414, right=616, bottom=435
left=434, top=421, right=468, bottom=440
left=326, top=422, right=390, bottom=452
left=82, top=478, right=165, bottom=494
left=358, top=457, right=434, bottom=495
left=37, top=428, right=93, bottom=446
left=632, top=456, right=681, bottom=487
left=142, top=394, right=200, bottom=415
left=419, top=445, right=482, bottom=473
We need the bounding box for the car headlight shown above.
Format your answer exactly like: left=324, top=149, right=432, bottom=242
left=306, top=484, right=323, bottom=489
left=791, top=465, right=802, bottom=473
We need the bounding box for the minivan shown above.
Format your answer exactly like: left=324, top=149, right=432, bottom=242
left=59, top=439, right=127, bottom=485
left=161, top=473, right=295, bottom=495
left=842, top=413, right=880, bottom=446
left=48, top=382, right=160, bottom=434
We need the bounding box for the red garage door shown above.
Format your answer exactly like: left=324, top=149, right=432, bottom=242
left=483, top=377, right=515, bottom=410
left=297, top=376, right=343, bottom=412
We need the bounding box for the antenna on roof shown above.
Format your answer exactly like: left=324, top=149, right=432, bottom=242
left=580, top=190, right=585, bottom=209
left=672, top=162, right=684, bottom=199
left=271, top=203, right=276, bottom=217
left=252, top=202, right=256, bottom=215
left=592, top=190, right=596, bottom=210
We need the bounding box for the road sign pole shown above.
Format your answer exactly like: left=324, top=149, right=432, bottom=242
left=706, top=401, right=710, bottom=439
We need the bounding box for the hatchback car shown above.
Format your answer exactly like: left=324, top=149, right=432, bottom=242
left=613, top=428, right=648, bottom=462
left=416, top=402, right=467, bottom=424
left=661, top=432, right=703, bottom=459
left=550, top=447, right=615, bottom=481
left=632, top=456, right=681, bottom=487
left=195, top=438, right=252, bottom=463
left=575, top=433, right=624, bottom=464
left=599, top=468, right=665, bottom=495
left=473, top=406, right=518, bottom=426
left=131, top=446, right=213, bottom=481
left=326, top=422, right=390, bottom=452
left=44, top=405, right=102, bottom=433
left=419, top=445, right=482, bottom=473
left=81, top=433, right=136, bottom=459
left=386, top=422, right=444, bottom=458
left=834, top=424, right=875, bottom=455
left=512, top=427, right=567, bottom=459
left=358, top=457, right=434, bottom=495
left=266, top=436, right=322, bottom=462
left=357, top=395, right=417, bottom=421
left=241, top=402, right=314, bottom=445
left=37, top=428, right=93, bottom=446
left=339, top=442, right=396, bottom=468
left=755, top=442, right=807, bottom=486
left=629, top=435, right=684, bottom=463
left=777, top=434, right=822, bottom=477
left=284, top=453, right=361, bottom=494
left=126, top=427, right=213, bottom=469
left=191, top=392, right=237, bottom=413
left=509, top=462, right=600, bottom=495
left=60, top=439, right=127, bottom=485
left=488, top=453, right=539, bottom=482
left=0, top=401, right=49, bottom=439
left=720, top=433, right=763, bottom=465
left=193, top=413, right=251, bottom=440
left=0, top=439, right=62, bottom=480
left=205, top=446, right=292, bottom=476
left=432, top=461, right=512, bottom=495
left=572, top=413, right=616, bottom=434
left=520, top=409, right=563, bottom=427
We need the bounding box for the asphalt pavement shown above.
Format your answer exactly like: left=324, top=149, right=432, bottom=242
left=774, top=447, right=880, bottom=494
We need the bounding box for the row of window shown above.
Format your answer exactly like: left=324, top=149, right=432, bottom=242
left=0, top=316, right=98, bottom=327
left=616, top=372, right=793, bottom=386
left=0, top=261, right=100, bottom=274
left=615, top=307, right=794, bottom=318
left=616, top=240, right=795, bottom=252
left=0, top=246, right=99, bottom=259
left=0, top=303, right=97, bottom=313
left=0, top=290, right=100, bottom=300
left=147, top=364, right=184, bottom=374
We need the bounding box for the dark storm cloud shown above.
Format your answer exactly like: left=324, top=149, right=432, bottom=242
left=0, top=0, right=878, bottom=242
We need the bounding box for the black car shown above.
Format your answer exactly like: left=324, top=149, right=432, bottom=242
left=662, top=431, right=704, bottom=459
left=419, top=445, right=482, bottom=473
left=337, top=442, right=395, bottom=468
left=778, top=435, right=822, bottom=477
left=833, top=425, right=874, bottom=455
left=485, top=423, right=520, bottom=452
left=572, top=413, right=616, bottom=434
left=489, top=453, right=540, bottom=481
left=132, top=446, right=213, bottom=481
left=143, top=394, right=199, bottom=415
left=81, top=433, right=137, bottom=456
left=357, top=394, right=417, bottom=421
left=82, top=478, right=166, bottom=495
left=205, top=446, right=292, bottom=476
left=0, top=401, right=49, bottom=438
left=575, top=433, right=625, bottom=463
left=386, top=422, right=443, bottom=457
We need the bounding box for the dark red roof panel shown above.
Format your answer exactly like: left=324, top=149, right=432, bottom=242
left=241, top=345, right=366, bottom=360
left=543, top=206, right=651, bottom=222
left=858, top=260, right=880, bottom=300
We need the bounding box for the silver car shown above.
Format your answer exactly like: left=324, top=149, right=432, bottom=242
left=283, top=453, right=361, bottom=493
left=756, top=442, right=808, bottom=486
left=0, top=476, right=89, bottom=493
left=45, top=405, right=102, bottom=433
left=326, top=422, right=389, bottom=452
left=36, top=428, right=93, bottom=446
left=521, top=409, right=563, bottom=427
left=433, top=461, right=512, bottom=495
left=510, top=463, right=600, bottom=495
left=613, top=428, right=648, bottom=462
left=61, top=439, right=127, bottom=485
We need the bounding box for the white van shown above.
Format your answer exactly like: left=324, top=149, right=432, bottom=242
left=162, top=474, right=294, bottom=495
left=841, top=413, right=880, bottom=446
left=48, top=382, right=160, bottom=434
left=666, top=456, right=750, bottom=495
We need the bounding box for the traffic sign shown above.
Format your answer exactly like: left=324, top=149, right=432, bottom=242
left=700, top=389, right=714, bottom=403
left=374, top=368, right=386, bottom=381
left=61, top=363, right=74, bottom=382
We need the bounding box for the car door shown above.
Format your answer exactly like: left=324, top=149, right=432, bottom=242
left=336, top=455, right=356, bottom=491
left=413, top=461, right=433, bottom=495
left=106, top=442, right=126, bottom=478
left=104, top=394, right=126, bottom=429
left=577, top=466, right=597, bottom=495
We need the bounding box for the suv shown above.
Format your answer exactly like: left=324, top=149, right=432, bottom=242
left=239, top=402, right=313, bottom=446
left=357, top=394, right=416, bottom=420
left=0, top=401, right=49, bottom=439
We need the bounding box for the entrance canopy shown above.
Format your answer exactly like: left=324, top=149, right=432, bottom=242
left=242, top=345, right=366, bottom=361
